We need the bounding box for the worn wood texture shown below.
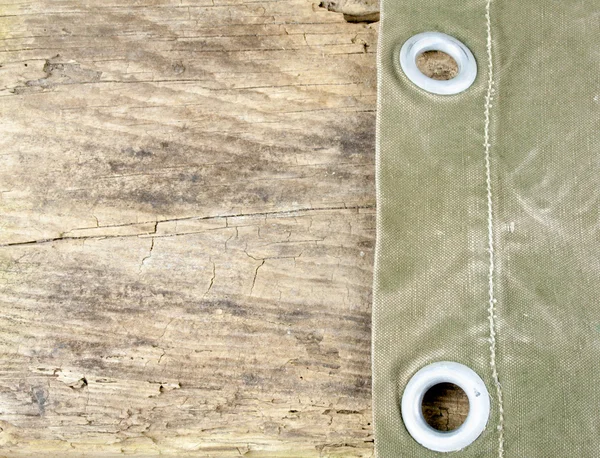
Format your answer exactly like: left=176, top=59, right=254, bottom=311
left=317, top=0, right=379, bottom=23
left=421, top=383, right=469, bottom=432
left=0, top=0, right=377, bottom=456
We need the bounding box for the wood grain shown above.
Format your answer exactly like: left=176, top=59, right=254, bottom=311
left=0, top=208, right=375, bottom=456
left=317, top=0, right=379, bottom=23
left=421, top=383, right=469, bottom=432
left=0, top=0, right=377, bottom=456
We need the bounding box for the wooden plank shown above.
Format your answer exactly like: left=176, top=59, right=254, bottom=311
left=0, top=0, right=376, bottom=245
left=0, top=208, right=375, bottom=456
left=0, top=0, right=377, bottom=455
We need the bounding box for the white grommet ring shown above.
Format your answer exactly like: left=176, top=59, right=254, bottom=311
left=399, top=32, right=477, bottom=95
left=401, top=361, right=490, bottom=452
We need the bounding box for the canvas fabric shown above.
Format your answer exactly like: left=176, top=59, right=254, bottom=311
left=373, top=0, right=600, bottom=456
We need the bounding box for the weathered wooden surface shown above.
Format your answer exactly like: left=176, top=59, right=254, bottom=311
left=0, top=0, right=377, bottom=456
left=317, top=0, right=379, bottom=23
left=0, top=208, right=375, bottom=457
left=421, top=383, right=469, bottom=433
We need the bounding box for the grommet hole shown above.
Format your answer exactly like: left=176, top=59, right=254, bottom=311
left=416, top=51, right=458, bottom=81
left=421, top=383, right=469, bottom=431
left=400, top=33, right=476, bottom=95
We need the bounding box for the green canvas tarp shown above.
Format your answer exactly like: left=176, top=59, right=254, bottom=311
left=373, top=0, right=600, bottom=456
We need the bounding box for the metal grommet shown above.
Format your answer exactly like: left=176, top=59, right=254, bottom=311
left=401, top=361, right=490, bottom=452
left=399, top=32, right=477, bottom=95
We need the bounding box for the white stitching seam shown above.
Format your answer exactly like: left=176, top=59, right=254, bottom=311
left=484, top=1, right=505, bottom=457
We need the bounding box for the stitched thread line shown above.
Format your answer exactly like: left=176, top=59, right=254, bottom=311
left=484, top=1, right=505, bottom=457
